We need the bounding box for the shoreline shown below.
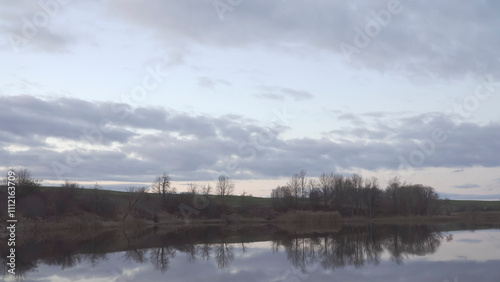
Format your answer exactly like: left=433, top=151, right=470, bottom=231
left=2, top=211, right=500, bottom=236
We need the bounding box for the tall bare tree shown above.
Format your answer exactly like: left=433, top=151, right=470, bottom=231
left=332, top=174, right=347, bottom=213
left=298, top=170, right=307, bottom=198
left=123, top=186, right=146, bottom=221
left=319, top=172, right=334, bottom=206
left=152, top=172, right=176, bottom=205
left=363, top=177, right=380, bottom=220
left=11, top=168, right=42, bottom=198
left=216, top=175, right=235, bottom=208
left=350, top=173, right=363, bottom=216
left=201, top=184, right=212, bottom=196
left=187, top=183, right=198, bottom=195
left=288, top=173, right=301, bottom=211
left=385, top=176, right=402, bottom=215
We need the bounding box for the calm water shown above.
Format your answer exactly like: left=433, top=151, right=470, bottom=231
left=2, top=224, right=500, bottom=281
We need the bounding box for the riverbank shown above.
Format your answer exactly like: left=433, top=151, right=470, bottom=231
left=2, top=210, right=500, bottom=237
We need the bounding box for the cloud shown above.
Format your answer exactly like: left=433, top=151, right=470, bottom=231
left=439, top=192, right=500, bottom=200
left=0, top=1, right=78, bottom=53
left=3, top=1, right=498, bottom=79
left=2, top=95, right=500, bottom=183
left=255, top=86, right=314, bottom=101
left=337, top=113, right=367, bottom=126
left=197, top=76, right=232, bottom=89
left=454, top=184, right=480, bottom=189
left=104, top=0, right=500, bottom=80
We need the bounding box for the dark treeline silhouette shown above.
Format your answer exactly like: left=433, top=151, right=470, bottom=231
left=2, top=168, right=498, bottom=224
left=0, top=224, right=452, bottom=279
left=0, top=169, right=239, bottom=223
left=272, top=171, right=439, bottom=218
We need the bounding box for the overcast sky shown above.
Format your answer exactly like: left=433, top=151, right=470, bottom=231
left=1, top=0, right=499, bottom=198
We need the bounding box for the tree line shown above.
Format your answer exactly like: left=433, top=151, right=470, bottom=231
left=3, top=168, right=439, bottom=220
left=271, top=170, right=439, bottom=218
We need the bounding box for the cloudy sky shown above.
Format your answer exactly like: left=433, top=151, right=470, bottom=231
left=1, top=0, right=499, bottom=198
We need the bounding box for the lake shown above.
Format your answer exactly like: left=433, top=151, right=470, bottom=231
left=2, top=224, right=500, bottom=281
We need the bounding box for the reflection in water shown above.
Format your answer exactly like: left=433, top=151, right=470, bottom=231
left=214, top=243, right=234, bottom=269
left=273, top=225, right=450, bottom=273
left=0, top=224, right=458, bottom=279
left=150, top=246, right=176, bottom=272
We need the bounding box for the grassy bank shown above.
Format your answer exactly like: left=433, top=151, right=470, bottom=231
left=1, top=185, right=500, bottom=232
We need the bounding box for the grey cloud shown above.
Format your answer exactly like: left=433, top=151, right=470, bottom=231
left=0, top=95, right=138, bottom=145
left=0, top=1, right=77, bottom=53
left=256, top=86, right=314, bottom=101
left=105, top=0, right=500, bottom=80
left=454, top=184, right=480, bottom=189
left=254, top=93, right=285, bottom=101
left=4, top=1, right=497, bottom=79
left=2, top=95, right=500, bottom=183
left=197, top=76, right=231, bottom=89
left=337, top=113, right=367, bottom=126
left=280, top=88, right=314, bottom=100
left=439, top=192, right=500, bottom=200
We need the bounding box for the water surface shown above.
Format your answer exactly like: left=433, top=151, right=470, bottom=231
left=2, top=224, right=500, bottom=281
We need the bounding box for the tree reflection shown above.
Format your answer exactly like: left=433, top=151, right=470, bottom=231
left=273, top=224, right=448, bottom=272
left=150, top=246, right=176, bottom=272
left=214, top=243, right=234, bottom=269
left=122, top=230, right=147, bottom=264
left=199, top=243, right=212, bottom=261
left=1, top=224, right=455, bottom=279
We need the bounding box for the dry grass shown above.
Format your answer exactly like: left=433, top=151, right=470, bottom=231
left=277, top=211, right=342, bottom=225
left=343, top=215, right=461, bottom=224
left=274, top=211, right=342, bottom=233
left=7, top=215, right=106, bottom=236
left=455, top=211, right=500, bottom=223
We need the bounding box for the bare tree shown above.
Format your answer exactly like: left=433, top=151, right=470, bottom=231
left=271, top=185, right=293, bottom=211
left=10, top=168, right=42, bottom=198
left=123, top=186, right=147, bottom=221
left=307, top=178, right=318, bottom=196
left=216, top=175, right=235, bottom=208
left=350, top=173, right=363, bottom=216
left=331, top=174, right=347, bottom=214
left=152, top=172, right=176, bottom=205
left=61, top=179, right=80, bottom=189
left=363, top=177, right=381, bottom=220
left=288, top=173, right=301, bottom=211
left=298, top=170, right=307, bottom=198
left=201, top=184, right=212, bottom=196
left=385, top=176, right=403, bottom=215
left=187, top=183, right=198, bottom=195
left=14, top=168, right=42, bottom=185
left=319, top=172, right=334, bottom=206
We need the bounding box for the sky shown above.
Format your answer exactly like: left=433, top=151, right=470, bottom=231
left=0, top=0, right=499, bottom=198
